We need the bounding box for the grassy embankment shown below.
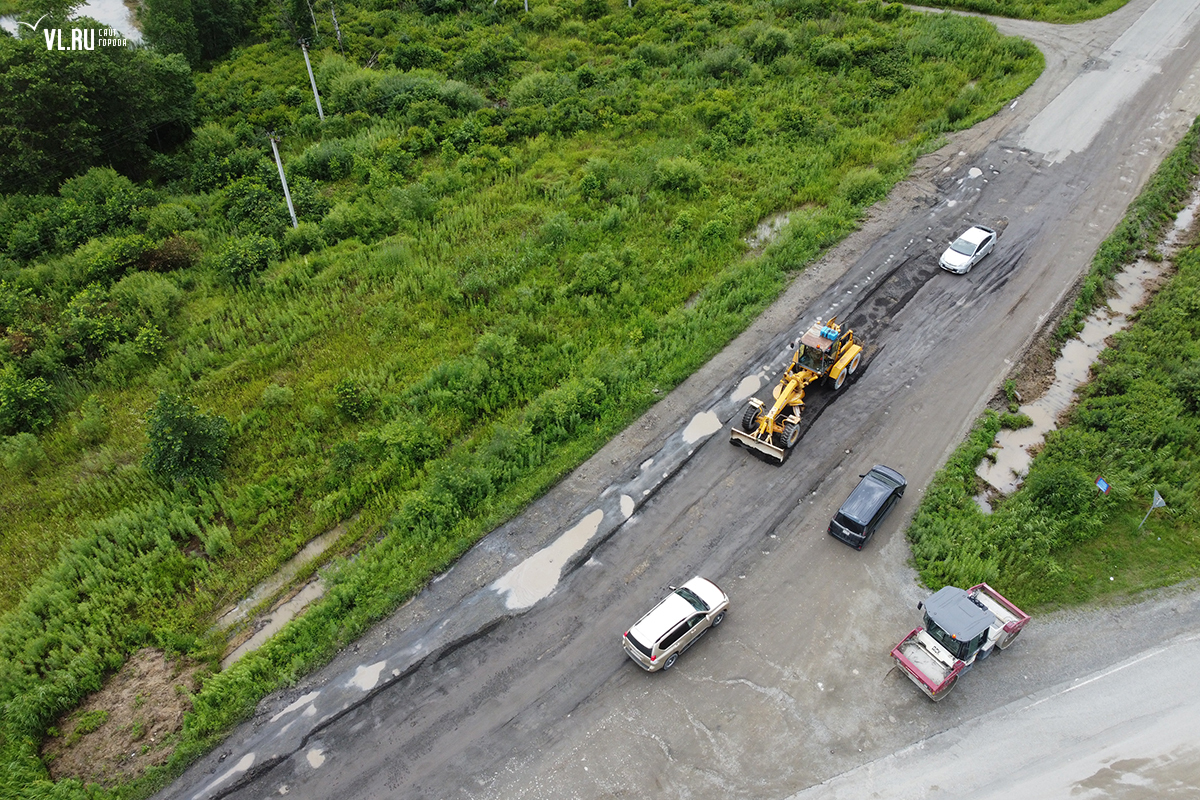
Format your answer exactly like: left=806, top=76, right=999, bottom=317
left=906, top=116, right=1200, bottom=609
left=0, top=1, right=1042, bottom=796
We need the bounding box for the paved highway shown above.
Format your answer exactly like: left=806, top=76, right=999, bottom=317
left=159, top=0, right=1200, bottom=797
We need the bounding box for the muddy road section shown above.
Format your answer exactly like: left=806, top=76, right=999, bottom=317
left=161, top=0, right=1200, bottom=797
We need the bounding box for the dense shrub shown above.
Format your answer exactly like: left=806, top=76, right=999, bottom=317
left=654, top=158, right=705, bottom=193
left=143, top=392, right=231, bottom=482
left=217, top=234, right=280, bottom=283
left=0, top=368, right=54, bottom=435
left=1, top=432, right=47, bottom=476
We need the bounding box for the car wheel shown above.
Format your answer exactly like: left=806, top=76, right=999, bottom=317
left=662, top=653, right=678, bottom=670
left=711, top=611, right=725, bottom=627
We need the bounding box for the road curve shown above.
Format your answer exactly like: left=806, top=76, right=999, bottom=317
left=158, top=0, right=1200, bottom=797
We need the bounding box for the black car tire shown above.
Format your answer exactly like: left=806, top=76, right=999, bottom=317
left=711, top=611, right=725, bottom=627
left=662, top=653, right=678, bottom=670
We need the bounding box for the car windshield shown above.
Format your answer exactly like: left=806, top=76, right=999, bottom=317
left=950, top=237, right=978, bottom=256
left=674, top=587, right=709, bottom=612
left=924, top=615, right=968, bottom=660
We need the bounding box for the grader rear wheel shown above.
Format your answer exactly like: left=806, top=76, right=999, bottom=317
left=848, top=352, right=862, bottom=374
left=834, top=369, right=848, bottom=391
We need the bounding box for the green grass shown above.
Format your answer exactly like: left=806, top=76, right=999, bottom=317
left=905, top=116, right=1200, bottom=611
left=0, top=1, right=1045, bottom=796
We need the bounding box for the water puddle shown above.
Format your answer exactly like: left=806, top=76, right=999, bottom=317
left=215, top=523, right=347, bottom=668
left=492, top=509, right=605, bottom=610
left=745, top=211, right=791, bottom=253
left=976, top=193, right=1199, bottom=499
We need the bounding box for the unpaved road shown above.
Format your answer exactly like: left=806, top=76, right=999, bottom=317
left=161, top=0, right=1200, bottom=797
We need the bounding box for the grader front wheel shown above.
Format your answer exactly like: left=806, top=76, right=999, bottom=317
left=741, top=404, right=760, bottom=433
left=782, top=421, right=801, bottom=449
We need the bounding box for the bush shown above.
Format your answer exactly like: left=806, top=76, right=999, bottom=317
left=73, top=395, right=110, bottom=446
left=142, top=235, right=201, bottom=272
left=283, top=222, right=327, bottom=255
left=261, top=383, right=295, bottom=407
left=654, top=158, right=705, bottom=194
left=1, top=432, right=47, bottom=476
left=143, top=392, right=230, bottom=482
left=143, top=202, right=199, bottom=238
left=999, top=411, right=1033, bottom=429
left=217, top=234, right=280, bottom=284
left=0, top=367, right=54, bottom=435
left=334, top=379, right=371, bottom=421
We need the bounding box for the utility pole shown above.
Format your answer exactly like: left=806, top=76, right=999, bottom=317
left=306, top=0, right=319, bottom=35
left=299, top=39, right=324, bottom=122
left=330, top=1, right=344, bottom=55
left=269, top=133, right=299, bottom=230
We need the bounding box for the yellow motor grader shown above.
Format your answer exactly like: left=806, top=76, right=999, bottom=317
left=729, top=317, right=862, bottom=463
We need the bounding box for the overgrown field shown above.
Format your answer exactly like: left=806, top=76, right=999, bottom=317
left=1, top=0, right=1042, bottom=795
left=906, top=117, right=1200, bottom=609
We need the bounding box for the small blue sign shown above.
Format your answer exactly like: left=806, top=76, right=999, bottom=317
left=1096, top=476, right=1110, bottom=494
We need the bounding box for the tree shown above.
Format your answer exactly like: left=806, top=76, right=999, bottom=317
left=144, top=392, right=230, bottom=482
left=142, top=0, right=202, bottom=67
left=0, top=32, right=194, bottom=193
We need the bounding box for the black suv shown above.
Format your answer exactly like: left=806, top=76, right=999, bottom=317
left=827, top=465, right=907, bottom=550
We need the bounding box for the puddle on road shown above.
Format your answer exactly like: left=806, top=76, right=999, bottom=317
left=976, top=193, right=1199, bottom=498
left=492, top=509, right=605, bottom=610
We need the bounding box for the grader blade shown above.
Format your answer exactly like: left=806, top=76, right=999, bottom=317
left=728, top=427, right=788, bottom=463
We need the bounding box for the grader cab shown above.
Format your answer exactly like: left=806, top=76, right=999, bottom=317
left=729, top=317, right=862, bottom=463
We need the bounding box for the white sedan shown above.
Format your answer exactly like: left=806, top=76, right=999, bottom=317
left=939, top=225, right=997, bottom=274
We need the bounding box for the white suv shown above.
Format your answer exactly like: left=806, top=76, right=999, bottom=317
left=622, top=577, right=729, bottom=671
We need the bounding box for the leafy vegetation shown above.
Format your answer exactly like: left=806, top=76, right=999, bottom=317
left=0, top=0, right=1044, bottom=795
left=907, top=117, right=1200, bottom=609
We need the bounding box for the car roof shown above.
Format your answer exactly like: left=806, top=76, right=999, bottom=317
left=866, top=464, right=906, bottom=489
left=630, top=593, right=694, bottom=642
left=959, top=226, right=994, bottom=244
left=924, top=586, right=995, bottom=641
left=629, top=578, right=724, bottom=643
left=838, top=472, right=894, bottom=524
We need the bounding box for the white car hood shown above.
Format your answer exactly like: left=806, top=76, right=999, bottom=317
left=683, top=576, right=727, bottom=610
left=940, top=248, right=971, bottom=269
